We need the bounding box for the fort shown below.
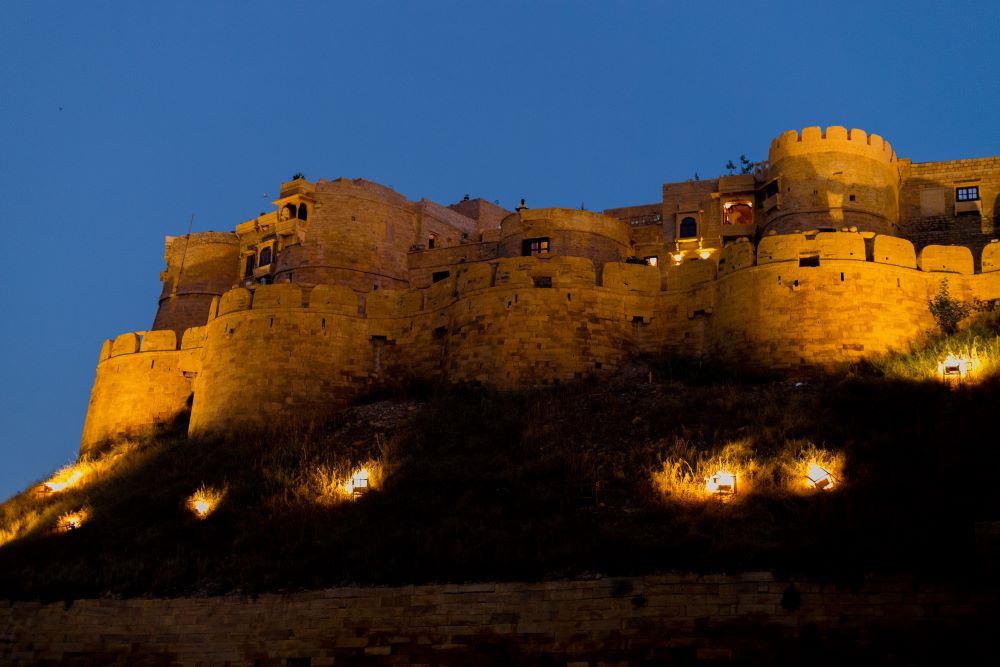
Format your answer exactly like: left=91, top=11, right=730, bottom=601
left=80, top=126, right=1000, bottom=452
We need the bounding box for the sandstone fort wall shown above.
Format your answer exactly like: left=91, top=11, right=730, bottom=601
left=764, top=127, right=899, bottom=236
left=153, top=232, right=240, bottom=336
left=81, top=231, right=1000, bottom=449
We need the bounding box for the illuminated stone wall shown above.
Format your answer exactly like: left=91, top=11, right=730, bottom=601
left=81, top=127, right=1000, bottom=449
left=81, top=235, right=1000, bottom=447
left=152, top=232, right=240, bottom=336
left=764, top=127, right=899, bottom=236
left=498, top=208, right=631, bottom=270
left=3, top=574, right=995, bottom=664
left=80, top=329, right=203, bottom=453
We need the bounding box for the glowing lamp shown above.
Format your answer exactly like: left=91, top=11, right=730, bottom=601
left=806, top=463, right=834, bottom=490
left=706, top=470, right=737, bottom=496
left=58, top=509, right=89, bottom=532
left=187, top=487, right=221, bottom=519
left=938, top=354, right=970, bottom=380
left=350, top=469, right=370, bottom=496
left=699, top=250, right=712, bottom=260
left=673, top=253, right=683, bottom=265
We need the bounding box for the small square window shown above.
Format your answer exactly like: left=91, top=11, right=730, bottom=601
left=644, top=256, right=658, bottom=267
left=522, top=237, right=550, bottom=256
left=532, top=276, right=553, bottom=288
left=956, top=186, right=980, bottom=202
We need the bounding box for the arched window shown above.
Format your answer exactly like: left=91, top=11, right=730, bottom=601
left=297, top=203, right=308, bottom=221
left=259, top=246, right=273, bottom=267
left=281, top=203, right=297, bottom=221
left=679, top=216, right=697, bottom=239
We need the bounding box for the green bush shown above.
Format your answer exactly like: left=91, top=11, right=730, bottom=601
left=928, top=279, right=970, bottom=335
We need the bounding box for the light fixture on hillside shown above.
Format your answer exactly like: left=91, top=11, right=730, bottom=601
left=938, top=354, right=971, bottom=381
left=57, top=508, right=89, bottom=532
left=187, top=486, right=223, bottom=519
left=805, top=462, right=834, bottom=491
left=351, top=469, right=370, bottom=496
left=706, top=470, right=737, bottom=497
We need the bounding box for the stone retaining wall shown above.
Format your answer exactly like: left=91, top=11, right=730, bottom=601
left=3, top=573, right=997, bottom=665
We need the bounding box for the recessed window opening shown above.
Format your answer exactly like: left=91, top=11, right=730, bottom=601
left=522, top=237, right=550, bottom=256
left=679, top=216, right=697, bottom=239
left=259, top=246, right=273, bottom=267
left=244, top=254, right=255, bottom=278
left=724, top=201, right=753, bottom=225
left=281, top=203, right=297, bottom=221
left=427, top=233, right=438, bottom=249
left=533, top=276, right=553, bottom=288
left=956, top=186, right=980, bottom=202
left=799, top=255, right=820, bottom=267
left=840, top=272, right=845, bottom=282
left=849, top=194, right=856, bottom=202
left=297, top=204, right=308, bottom=220
left=764, top=180, right=779, bottom=198
left=432, top=270, right=450, bottom=283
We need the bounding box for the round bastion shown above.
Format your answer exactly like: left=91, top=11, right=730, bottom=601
left=499, top=208, right=630, bottom=269
left=152, top=231, right=240, bottom=336
left=764, top=126, right=900, bottom=236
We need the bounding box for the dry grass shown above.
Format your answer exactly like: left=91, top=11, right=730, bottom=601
left=0, top=353, right=997, bottom=599
left=653, top=438, right=844, bottom=502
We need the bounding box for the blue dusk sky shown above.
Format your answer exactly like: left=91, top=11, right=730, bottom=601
left=1, top=1, right=998, bottom=499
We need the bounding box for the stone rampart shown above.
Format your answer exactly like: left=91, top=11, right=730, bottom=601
left=768, top=126, right=896, bottom=164
left=80, top=329, right=203, bottom=453
left=152, top=232, right=241, bottom=336
left=765, top=127, right=900, bottom=236
left=83, top=238, right=1000, bottom=445
left=3, top=574, right=995, bottom=665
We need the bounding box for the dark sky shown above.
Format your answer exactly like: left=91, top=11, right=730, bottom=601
left=1, top=0, right=998, bottom=499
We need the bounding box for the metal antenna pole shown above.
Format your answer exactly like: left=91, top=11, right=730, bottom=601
left=172, top=213, right=195, bottom=297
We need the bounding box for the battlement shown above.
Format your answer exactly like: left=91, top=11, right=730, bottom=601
left=768, top=126, right=896, bottom=165
left=82, top=128, right=1000, bottom=449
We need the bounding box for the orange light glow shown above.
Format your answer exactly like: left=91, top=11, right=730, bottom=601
left=705, top=470, right=736, bottom=496
left=806, top=462, right=834, bottom=490
left=44, top=468, right=84, bottom=493
left=58, top=508, right=89, bottom=532
left=938, top=354, right=972, bottom=381
left=699, top=249, right=712, bottom=260
left=187, top=486, right=224, bottom=519
left=343, top=468, right=370, bottom=496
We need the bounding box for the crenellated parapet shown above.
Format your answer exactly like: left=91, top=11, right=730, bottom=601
left=764, top=126, right=901, bottom=237
left=81, top=124, right=1000, bottom=450
left=768, top=126, right=896, bottom=165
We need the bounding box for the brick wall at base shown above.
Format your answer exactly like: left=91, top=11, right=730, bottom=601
left=2, top=573, right=996, bottom=666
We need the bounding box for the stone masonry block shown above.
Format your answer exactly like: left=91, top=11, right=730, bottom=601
left=218, top=288, right=252, bottom=315
left=982, top=241, right=1000, bottom=273
left=252, top=283, right=303, bottom=309
left=602, top=262, right=659, bottom=292
left=757, top=234, right=808, bottom=264
left=917, top=245, right=974, bottom=275
left=873, top=235, right=917, bottom=268
left=111, top=332, right=140, bottom=357
left=815, top=232, right=865, bottom=260
left=140, top=330, right=177, bottom=352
